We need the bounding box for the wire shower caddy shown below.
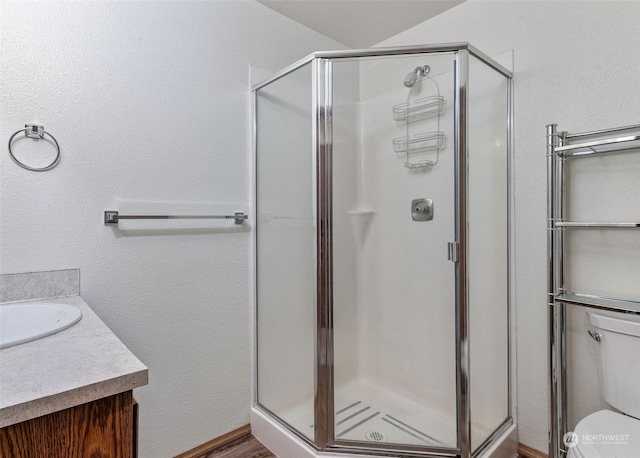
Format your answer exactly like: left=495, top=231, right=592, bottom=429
left=392, top=66, right=445, bottom=169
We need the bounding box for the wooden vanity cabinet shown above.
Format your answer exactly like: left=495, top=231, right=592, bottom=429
left=0, top=391, right=137, bottom=458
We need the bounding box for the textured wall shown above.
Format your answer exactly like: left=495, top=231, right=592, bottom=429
left=0, top=1, right=343, bottom=456
left=376, top=0, right=640, bottom=452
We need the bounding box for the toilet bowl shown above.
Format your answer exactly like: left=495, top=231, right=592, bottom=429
left=568, top=310, right=640, bottom=457
left=567, top=410, right=640, bottom=458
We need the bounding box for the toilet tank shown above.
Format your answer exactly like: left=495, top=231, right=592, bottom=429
left=588, top=310, right=640, bottom=419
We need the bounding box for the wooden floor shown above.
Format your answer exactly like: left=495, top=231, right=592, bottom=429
left=191, top=427, right=538, bottom=458
left=196, top=434, right=538, bottom=458
left=202, top=434, right=276, bottom=458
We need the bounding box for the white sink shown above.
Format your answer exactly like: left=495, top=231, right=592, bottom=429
left=0, top=302, right=82, bottom=349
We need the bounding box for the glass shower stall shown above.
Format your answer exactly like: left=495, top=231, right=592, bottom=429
left=252, top=43, right=514, bottom=458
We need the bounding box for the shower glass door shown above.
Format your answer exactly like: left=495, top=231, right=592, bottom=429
left=255, top=62, right=316, bottom=440
left=329, top=52, right=459, bottom=452
left=467, top=54, right=511, bottom=453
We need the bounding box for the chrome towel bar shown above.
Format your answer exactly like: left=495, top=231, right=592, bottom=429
left=104, top=211, right=248, bottom=225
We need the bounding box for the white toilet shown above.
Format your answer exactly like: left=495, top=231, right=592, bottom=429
left=567, top=310, right=640, bottom=457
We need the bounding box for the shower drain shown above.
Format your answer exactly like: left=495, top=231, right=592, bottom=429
left=366, top=431, right=386, bottom=442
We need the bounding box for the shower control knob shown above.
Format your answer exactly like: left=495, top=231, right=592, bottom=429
left=411, top=198, right=433, bottom=221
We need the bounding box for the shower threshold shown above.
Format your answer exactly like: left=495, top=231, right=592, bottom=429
left=280, top=379, right=457, bottom=448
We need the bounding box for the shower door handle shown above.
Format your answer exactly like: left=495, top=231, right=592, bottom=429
left=447, top=242, right=459, bottom=263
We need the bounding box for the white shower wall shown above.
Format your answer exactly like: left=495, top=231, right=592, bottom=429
left=355, top=55, right=457, bottom=413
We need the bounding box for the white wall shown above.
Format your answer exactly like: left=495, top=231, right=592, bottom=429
left=0, top=1, right=344, bottom=456
left=375, top=0, right=640, bottom=452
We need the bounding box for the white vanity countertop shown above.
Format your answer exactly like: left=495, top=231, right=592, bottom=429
left=0, top=295, right=148, bottom=428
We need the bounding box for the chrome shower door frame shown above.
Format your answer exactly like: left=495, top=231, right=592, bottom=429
left=314, top=56, right=334, bottom=450
left=252, top=42, right=514, bottom=458
left=455, top=48, right=471, bottom=458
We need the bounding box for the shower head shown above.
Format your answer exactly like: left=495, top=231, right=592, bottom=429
left=403, top=70, right=419, bottom=88
left=404, top=65, right=430, bottom=88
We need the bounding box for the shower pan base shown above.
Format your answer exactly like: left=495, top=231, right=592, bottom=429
left=280, top=379, right=456, bottom=448
left=253, top=379, right=517, bottom=458
left=252, top=407, right=517, bottom=458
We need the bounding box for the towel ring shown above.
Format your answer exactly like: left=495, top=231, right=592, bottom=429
left=8, top=124, right=60, bottom=171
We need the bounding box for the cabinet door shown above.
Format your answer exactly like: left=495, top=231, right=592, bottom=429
left=0, top=391, right=133, bottom=457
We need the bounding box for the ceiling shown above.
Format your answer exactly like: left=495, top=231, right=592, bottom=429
left=256, top=0, right=466, bottom=49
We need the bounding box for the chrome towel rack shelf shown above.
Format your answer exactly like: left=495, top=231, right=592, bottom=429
left=104, top=211, right=248, bottom=225
left=546, top=122, right=640, bottom=458
left=554, top=221, right=640, bottom=228
left=554, top=134, right=640, bottom=157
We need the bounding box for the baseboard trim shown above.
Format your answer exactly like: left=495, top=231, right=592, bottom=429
left=173, top=424, right=252, bottom=458
left=518, top=442, right=548, bottom=458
